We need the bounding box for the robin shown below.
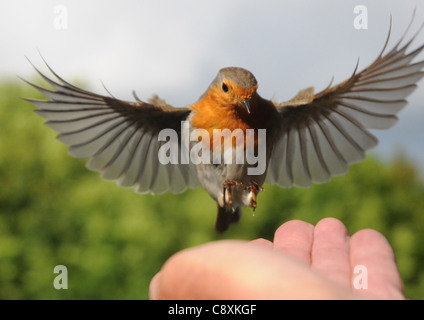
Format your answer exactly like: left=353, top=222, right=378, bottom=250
left=24, top=19, right=424, bottom=232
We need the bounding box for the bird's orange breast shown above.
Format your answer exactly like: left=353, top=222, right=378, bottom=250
left=190, top=85, right=274, bottom=150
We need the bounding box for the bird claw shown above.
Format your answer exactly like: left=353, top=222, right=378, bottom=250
left=244, top=180, right=264, bottom=211
left=222, top=180, right=263, bottom=211
left=223, top=180, right=243, bottom=206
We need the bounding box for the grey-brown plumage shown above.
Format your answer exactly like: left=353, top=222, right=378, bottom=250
left=23, top=15, right=424, bottom=232
left=216, top=67, right=258, bottom=89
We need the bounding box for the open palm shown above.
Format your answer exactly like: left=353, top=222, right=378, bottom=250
left=150, top=218, right=403, bottom=299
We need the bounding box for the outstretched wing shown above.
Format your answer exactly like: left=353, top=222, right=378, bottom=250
left=266, top=19, right=424, bottom=188
left=23, top=60, right=199, bottom=194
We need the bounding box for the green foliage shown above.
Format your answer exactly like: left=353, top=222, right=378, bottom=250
left=0, top=81, right=423, bottom=299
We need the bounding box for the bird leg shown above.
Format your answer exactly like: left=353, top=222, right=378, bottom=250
left=245, top=180, right=264, bottom=211
left=223, top=180, right=243, bottom=206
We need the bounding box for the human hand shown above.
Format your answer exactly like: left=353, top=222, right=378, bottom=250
left=149, top=218, right=404, bottom=299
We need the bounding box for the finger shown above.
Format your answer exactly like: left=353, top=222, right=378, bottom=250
left=350, top=229, right=404, bottom=299
left=273, top=220, right=314, bottom=264
left=149, top=272, right=161, bottom=300
left=311, top=217, right=351, bottom=288
left=151, top=240, right=354, bottom=299
left=249, top=238, right=273, bottom=248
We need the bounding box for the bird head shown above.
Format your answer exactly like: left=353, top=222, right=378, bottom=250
left=208, top=67, right=258, bottom=114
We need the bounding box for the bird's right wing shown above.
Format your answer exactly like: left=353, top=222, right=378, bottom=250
left=23, top=60, right=199, bottom=194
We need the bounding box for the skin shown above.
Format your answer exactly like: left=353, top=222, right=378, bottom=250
left=149, top=218, right=404, bottom=300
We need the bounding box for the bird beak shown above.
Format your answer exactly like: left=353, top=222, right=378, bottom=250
left=240, top=99, right=251, bottom=114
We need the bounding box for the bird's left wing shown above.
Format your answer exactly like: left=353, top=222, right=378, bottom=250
left=23, top=61, right=199, bottom=194
left=266, top=20, right=424, bottom=188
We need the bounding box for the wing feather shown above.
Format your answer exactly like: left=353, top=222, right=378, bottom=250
left=267, top=18, right=424, bottom=188
left=24, top=61, right=199, bottom=194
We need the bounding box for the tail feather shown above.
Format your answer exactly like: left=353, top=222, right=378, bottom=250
left=215, top=205, right=242, bottom=233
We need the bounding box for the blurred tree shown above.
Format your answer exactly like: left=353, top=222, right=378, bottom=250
left=0, top=81, right=423, bottom=299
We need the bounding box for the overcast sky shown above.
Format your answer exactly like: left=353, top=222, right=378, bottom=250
left=1, top=0, right=424, bottom=172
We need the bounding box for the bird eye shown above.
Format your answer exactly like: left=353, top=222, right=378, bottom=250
left=222, top=83, right=229, bottom=93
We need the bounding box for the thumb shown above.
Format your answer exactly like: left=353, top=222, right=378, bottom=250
left=149, top=240, right=353, bottom=299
